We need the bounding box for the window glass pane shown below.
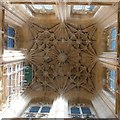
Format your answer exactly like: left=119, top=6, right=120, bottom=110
left=110, top=40, right=116, bottom=50
left=44, top=5, right=53, bottom=10
left=107, top=28, right=117, bottom=51
left=25, top=66, right=32, bottom=83
left=7, top=38, right=14, bottom=48
left=71, top=107, right=80, bottom=114
left=41, top=106, right=51, bottom=113
left=73, top=5, right=83, bottom=10
left=89, top=5, right=94, bottom=10
left=73, top=5, right=94, bottom=11
left=32, top=5, right=43, bottom=9
left=81, top=107, right=91, bottom=115
left=8, top=26, right=15, bottom=37
left=111, top=28, right=117, bottom=39
left=29, top=106, right=40, bottom=113
left=109, top=28, right=117, bottom=50
left=109, top=79, right=112, bottom=88
left=109, top=69, right=116, bottom=91
left=85, top=5, right=94, bottom=10
left=32, top=5, right=53, bottom=10
left=109, top=79, right=115, bottom=91
left=110, top=69, right=116, bottom=80
left=112, top=80, right=115, bottom=90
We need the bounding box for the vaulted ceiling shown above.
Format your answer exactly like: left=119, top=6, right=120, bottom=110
left=24, top=21, right=98, bottom=103
left=0, top=0, right=118, bottom=104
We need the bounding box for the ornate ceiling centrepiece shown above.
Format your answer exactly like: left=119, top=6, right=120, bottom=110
left=26, top=22, right=98, bottom=97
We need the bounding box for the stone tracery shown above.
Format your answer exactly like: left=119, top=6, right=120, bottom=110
left=26, top=22, right=98, bottom=95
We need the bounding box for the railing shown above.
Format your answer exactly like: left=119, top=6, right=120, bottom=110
left=23, top=112, right=96, bottom=118
left=23, top=112, right=49, bottom=118
left=69, top=113, right=96, bottom=118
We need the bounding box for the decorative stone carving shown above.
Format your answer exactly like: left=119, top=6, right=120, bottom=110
left=26, top=22, right=97, bottom=95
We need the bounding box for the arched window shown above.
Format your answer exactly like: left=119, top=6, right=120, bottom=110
left=81, top=107, right=91, bottom=115
left=108, top=69, right=116, bottom=92
left=109, top=28, right=117, bottom=50
left=73, top=5, right=95, bottom=11
left=70, top=106, right=93, bottom=118
left=72, top=5, right=99, bottom=16
left=29, top=106, right=40, bottom=113
left=71, top=106, right=80, bottom=114
left=23, top=105, right=51, bottom=118
left=40, top=106, right=51, bottom=113
left=31, top=5, right=53, bottom=10
left=7, top=26, right=15, bottom=48
left=103, top=68, right=116, bottom=93
left=104, top=27, right=117, bottom=51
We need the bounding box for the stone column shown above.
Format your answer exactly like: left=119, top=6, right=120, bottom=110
left=49, top=96, right=68, bottom=118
